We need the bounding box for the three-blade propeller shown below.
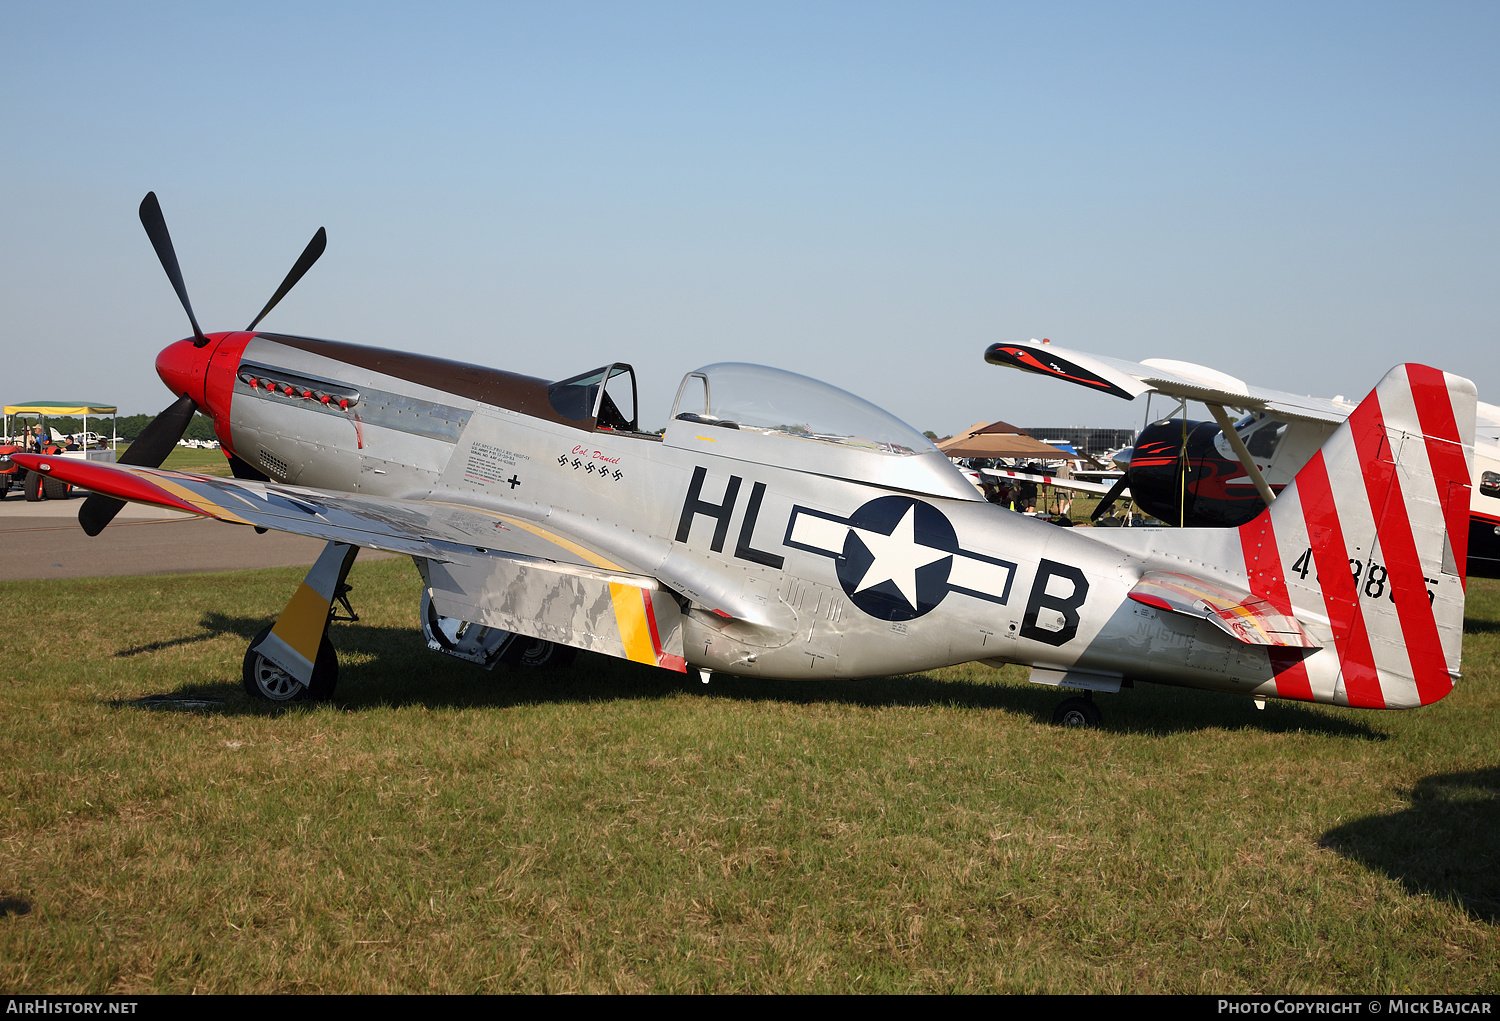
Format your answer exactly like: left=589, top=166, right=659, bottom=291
left=78, top=193, right=326, bottom=535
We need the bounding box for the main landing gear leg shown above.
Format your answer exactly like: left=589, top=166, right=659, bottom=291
left=243, top=541, right=360, bottom=702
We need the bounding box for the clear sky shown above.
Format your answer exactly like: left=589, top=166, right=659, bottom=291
left=2, top=1, right=1496, bottom=435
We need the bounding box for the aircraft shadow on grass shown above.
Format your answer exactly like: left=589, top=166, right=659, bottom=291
left=109, top=613, right=1384, bottom=739
left=1321, top=766, right=1500, bottom=924
left=1462, top=615, right=1500, bottom=635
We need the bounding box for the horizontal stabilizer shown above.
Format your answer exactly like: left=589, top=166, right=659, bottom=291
left=1128, top=570, right=1319, bottom=648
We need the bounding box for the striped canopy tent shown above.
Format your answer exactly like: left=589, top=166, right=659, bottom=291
left=937, top=420, right=1072, bottom=460
left=4, top=402, right=118, bottom=416
left=4, top=403, right=118, bottom=446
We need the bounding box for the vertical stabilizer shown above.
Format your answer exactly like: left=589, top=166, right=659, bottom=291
left=1238, top=365, right=1476, bottom=708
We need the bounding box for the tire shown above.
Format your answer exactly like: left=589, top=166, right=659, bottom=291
left=41, top=476, right=71, bottom=500
left=0, top=475, right=10, bottom=500
left=242, top=624, right=338, bottom=702
left=22, top=471, right=44, bottom=502
left=502, top=637, right=578, bottom=669
left=1052, top=696, right=1103, bottom=728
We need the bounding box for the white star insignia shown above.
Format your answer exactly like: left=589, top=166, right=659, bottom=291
left=849, top=505, right=950, bottom=610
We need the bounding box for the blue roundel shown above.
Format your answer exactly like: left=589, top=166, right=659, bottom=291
left=835, top=496, right=958, bottom=621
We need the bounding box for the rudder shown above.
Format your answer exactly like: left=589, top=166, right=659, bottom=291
left=1240, top=364, right=1476, bottom=708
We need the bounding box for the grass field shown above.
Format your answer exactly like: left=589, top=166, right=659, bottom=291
left=153, top=446, right=234, bottom=477
left=1, top=558, right=1496, bottom=993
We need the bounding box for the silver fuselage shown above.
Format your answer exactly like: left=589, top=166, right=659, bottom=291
left=222, top=333, right=1339, bottom=701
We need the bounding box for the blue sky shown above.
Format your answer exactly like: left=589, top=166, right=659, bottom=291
left=3, top=1, right=1496, bottom=433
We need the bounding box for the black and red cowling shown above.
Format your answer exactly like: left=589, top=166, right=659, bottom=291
left=1126, top=418, right=1286, bottom=528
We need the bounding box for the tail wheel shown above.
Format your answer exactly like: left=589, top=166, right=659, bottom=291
left=41, top=476, right=72, bottom=500
left=242, top=624, right=338, bottom=702
left=1052, top=696, right=1103, bottom=728
left=22, top=471, right=44, bottom=502
left=502, top=637, right=578, bottom=670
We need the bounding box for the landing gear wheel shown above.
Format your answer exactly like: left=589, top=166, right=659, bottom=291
left=242, top=624, right=338, bottom=702
left=22, top=471, right=44, bottom=502
left=502, top=637, right=578, bottom=669
left=41, top=476, right=72, bottom=500
left=1052, top=695, right=1103, bottom=728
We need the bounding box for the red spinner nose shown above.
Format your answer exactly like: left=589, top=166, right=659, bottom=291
left=155, top=337, right=212, bottom=407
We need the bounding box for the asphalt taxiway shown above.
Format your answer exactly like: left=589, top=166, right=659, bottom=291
left=0, top=495, right=393, bottom=581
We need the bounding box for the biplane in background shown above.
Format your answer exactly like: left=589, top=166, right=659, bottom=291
left=12, top=195, right=1479, bottom=727
left=986, top=338, right=1500, bottom=577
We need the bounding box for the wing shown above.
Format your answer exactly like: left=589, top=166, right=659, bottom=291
left=13, top=453, right=687, bottom=672
left=1475, top=401, right=1500, bottom=444
left=984, top=340, right=1354, bottom=424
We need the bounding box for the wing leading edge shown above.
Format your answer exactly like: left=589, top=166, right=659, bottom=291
left=13, top=453, right=687, bottom=672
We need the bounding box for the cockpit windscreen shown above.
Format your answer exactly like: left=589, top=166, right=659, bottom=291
left=673, top=363, right=936, bottom=456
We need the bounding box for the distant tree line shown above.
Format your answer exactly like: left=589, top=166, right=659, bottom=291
left=118, top=412, right=219, bottom=442
left=15, top=412, right=218, bottom=443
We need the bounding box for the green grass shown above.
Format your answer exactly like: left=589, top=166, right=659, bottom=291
left=1, top=559, right=1497, bottom=993
left=152, top=446, right=234, bottom=477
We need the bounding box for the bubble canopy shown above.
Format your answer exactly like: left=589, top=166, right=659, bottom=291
left=666, top=363, right=981, bottom=502
left=671, top=363, right=935, bottom=455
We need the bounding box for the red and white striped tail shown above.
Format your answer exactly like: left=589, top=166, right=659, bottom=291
left=1238, top=364, right=1476, bottom=708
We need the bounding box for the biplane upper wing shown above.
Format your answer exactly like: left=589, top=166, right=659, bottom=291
left=1475, top=401, right=1500, bottom=444
left=984, top=340, right=1355, bottom=424
left=11, top=453, right=687, bottom=672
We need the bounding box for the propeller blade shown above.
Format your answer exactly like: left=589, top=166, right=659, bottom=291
left=138, top=192, right=208, bottom=347
left=246, top=227, right=327, bottom=331
left=1090, top=473, right=1132, bottom=522
left=78, top=394, right=199, bottom=536
left=118, top=393, right=200, bottom=467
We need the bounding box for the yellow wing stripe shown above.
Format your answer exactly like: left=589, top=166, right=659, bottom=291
left=147, top=475, right=254, bottom=525
left=609, top=583, right=658, bottom=666
left=427, top=501, right=625, bottom=572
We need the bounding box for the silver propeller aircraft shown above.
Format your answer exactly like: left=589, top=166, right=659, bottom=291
left=14, top=195, right=1479, bottom=726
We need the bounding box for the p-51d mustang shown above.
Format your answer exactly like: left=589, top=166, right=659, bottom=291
left=986, top=338, right=1500, bottom=577
left=13, top=195, right=1478, bottom=726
